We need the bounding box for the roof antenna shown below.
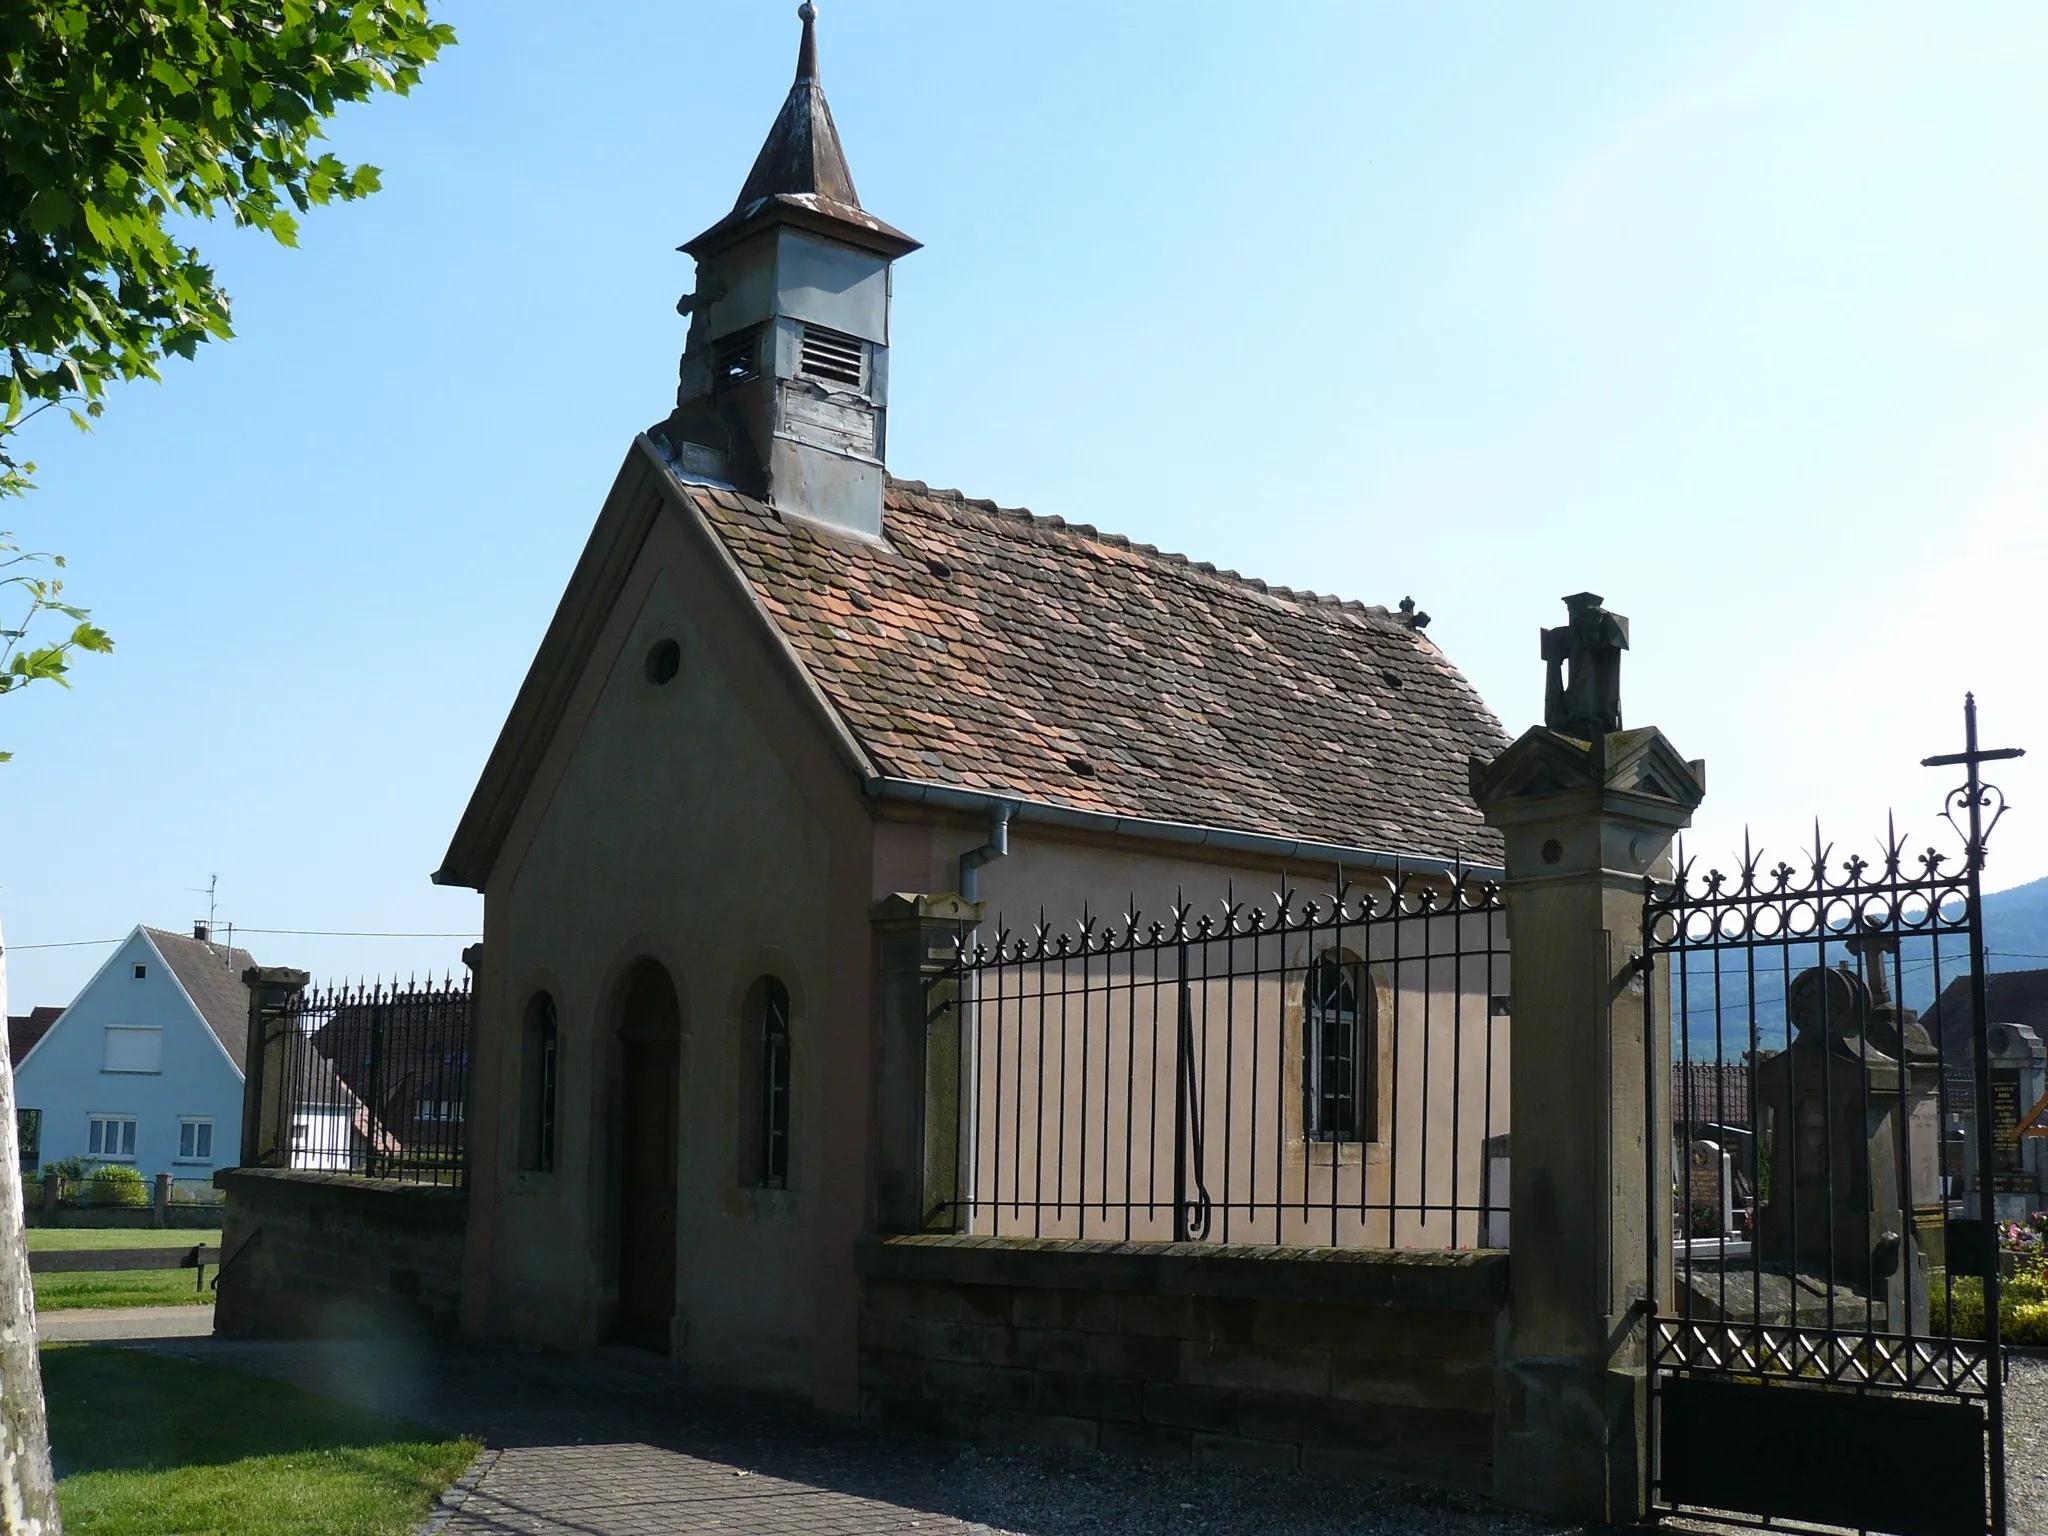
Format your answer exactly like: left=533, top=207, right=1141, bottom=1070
left=186, top=873, right=222, bottom=953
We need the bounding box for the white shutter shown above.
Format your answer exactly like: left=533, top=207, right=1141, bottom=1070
left=102, top=1026, right=164, bottom=1074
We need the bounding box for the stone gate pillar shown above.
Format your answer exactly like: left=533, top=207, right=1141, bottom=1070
left=871, top=894, right=982, bottom=1233
left=1470, top=593, right=1705, bottom=1525
left=239, top=966, right=311, bottom=1168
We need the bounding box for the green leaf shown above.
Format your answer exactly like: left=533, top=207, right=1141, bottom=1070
left=24, top=189, right=76, bottom=235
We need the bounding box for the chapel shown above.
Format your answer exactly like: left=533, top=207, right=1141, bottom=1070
left=437, top=6, right=1509, bottom=1406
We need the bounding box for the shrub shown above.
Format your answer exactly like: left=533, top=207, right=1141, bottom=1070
left=1931, top=1253, right=2048, bottom=1348
left=40, top=1156, right=88, bottom=1185
left=86, top=1164, right=149, bottom=1208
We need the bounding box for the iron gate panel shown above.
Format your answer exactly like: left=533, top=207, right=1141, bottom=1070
left=1642, top=697, right=2021, bottom=1535
left=1660, top=1375, right=1985, bottom=1536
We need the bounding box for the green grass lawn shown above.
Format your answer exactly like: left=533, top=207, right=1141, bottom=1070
left=44, top=1346, right=479, bottom=1536
left=26, top=1228, right=222, bottom=1251
left=28, top=1229, right=223, bottom=1311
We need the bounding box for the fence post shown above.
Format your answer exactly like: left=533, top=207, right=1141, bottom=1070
left=153, top=1172, right=171, bottom=1228
left=871, top=893, right=982, bottom=1233
left=240, top=967, right=312, bottom=1168
left=1469, top=594, right=1705, bottom=1526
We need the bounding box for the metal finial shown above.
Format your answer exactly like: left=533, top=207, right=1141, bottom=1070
left=795, top=3, right=819, bottom=83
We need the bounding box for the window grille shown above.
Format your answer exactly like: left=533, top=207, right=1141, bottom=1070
left=712, top=327, right=761, bottom=387
left=760, top=978, right=792, bottom=1188
left=1305, top=955, right=1372, bottom=1142
left=797, top=324, right=865, bottom=388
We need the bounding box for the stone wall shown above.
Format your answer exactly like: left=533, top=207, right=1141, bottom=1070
left=214, top=1168, right=467, bottom=1338
left=856, top=1235, right=1505, bottom=1489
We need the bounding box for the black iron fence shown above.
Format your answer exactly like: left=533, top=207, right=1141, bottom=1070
left=937, top=871, right=1509, bottom=1249
left=264, top=977, right=474, bottom=1186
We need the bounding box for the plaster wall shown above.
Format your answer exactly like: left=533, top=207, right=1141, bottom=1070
left=15, top=929, right=243, bottom=1181
left=468, top=491, right=874, bottom=1408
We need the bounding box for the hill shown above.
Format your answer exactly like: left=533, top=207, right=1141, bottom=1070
left=1986, top=873, right=2048, bottom=973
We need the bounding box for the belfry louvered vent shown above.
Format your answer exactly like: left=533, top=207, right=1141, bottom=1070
left=712, top=327, right=760, bottom=388
left=798, top=324, right=865, bottom=387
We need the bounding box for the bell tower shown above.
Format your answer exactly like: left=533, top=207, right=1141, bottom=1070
left=655, top=3, right=919, bottom=541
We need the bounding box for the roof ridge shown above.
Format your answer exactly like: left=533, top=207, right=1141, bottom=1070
left=885, top=478, right=1396, bottom=620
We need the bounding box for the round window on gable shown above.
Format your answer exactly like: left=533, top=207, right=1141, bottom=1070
left=644, top=638, right=682, bottom=686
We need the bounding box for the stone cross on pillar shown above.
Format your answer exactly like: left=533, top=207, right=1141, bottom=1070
left=1471, top=593, right=1705, bottom=1525
left=1541, top=591, right=1630, bottom=741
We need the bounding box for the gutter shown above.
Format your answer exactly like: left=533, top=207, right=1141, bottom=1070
left=865, top=776, right=1501, bottom=884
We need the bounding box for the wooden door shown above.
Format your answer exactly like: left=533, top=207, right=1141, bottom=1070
left=616, top=964, right=681, bottom=1351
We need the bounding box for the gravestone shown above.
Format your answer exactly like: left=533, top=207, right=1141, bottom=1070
left=1753, top=964, right=1910, bottom=1319
left=1848, top=928, right=1944, bottom=1316
left=1984, top=1021, right=2047, bottom=1222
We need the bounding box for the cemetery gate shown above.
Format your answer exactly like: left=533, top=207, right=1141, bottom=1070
left=1642, top=698, right=2021, bottom=1536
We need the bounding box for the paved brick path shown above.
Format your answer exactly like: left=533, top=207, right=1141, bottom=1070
left=443, top=1442, right=987, bottom=1535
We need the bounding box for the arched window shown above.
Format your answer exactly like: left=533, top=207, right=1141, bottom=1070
left=740, top=977, right=793, bottom=1189
left=517, top=992, right=558, bottom=1173
left=1305, top=956, right=1373, bottom=1143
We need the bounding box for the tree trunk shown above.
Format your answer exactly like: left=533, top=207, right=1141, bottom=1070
left=0, top=921, right=61, bottom=1532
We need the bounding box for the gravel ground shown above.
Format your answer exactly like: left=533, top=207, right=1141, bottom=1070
left=925, top=1446, right=1563, bottom=1536
left=2008, top=1356, right=2047, bottom=1535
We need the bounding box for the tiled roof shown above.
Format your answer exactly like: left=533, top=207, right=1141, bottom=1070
left=1929, top=967, right=2048, bottom=1066
left=684, top=476, right=1509, bottom=863
left=144, top=928, right=258, bottom=1068
left=7, top=1006, right=61, bottom=1069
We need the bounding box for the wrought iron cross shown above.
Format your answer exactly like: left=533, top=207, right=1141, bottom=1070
left=1920, top=692, right=2024, bottom=871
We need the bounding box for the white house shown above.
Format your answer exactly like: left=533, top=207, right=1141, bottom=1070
left=16, top=925, right=254, bottom=1182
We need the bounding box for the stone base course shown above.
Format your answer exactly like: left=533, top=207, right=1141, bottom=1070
left=855, top=1234, right=1505, bottom=1490
left=213, top=1167, right=466, bottom=1338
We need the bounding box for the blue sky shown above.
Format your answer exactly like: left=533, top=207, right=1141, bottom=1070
left=6, top=2, right=2046, bottom=1007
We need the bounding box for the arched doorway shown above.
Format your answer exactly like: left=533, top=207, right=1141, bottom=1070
left=615, top=960, right=681, bottom=1351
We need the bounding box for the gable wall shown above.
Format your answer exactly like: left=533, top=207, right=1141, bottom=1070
left=15, top=930, right=244, bottom=1180
left=469, top=484, right=876, bottom=1408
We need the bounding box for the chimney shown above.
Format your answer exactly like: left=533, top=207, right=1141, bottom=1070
left=653, top=2, right=919, bottom=540
left=193, top=921, right=211, bottom=943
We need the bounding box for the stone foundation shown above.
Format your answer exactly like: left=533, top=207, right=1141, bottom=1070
left=856, top=1235, right=1506, bottom=1489
left=214, top=1168, right=467, bottom=1338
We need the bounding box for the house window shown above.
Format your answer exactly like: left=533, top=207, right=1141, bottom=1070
left=418, top=1099, right=465, bottom=1124
left=517, top=992, right=558, bottom=1174
left=17, top=1109, right=40, bottom=1173
left=1305, top=955, right=1373, bottom=1143
left=102, top=1026, right=164, bottom=1074
left=88, top=1115, right=138, bottom=1159
left=132, top=963, right=147, bottom=980
left=740, top=976, right=793, bottom=1189
left=177, top=1118, right=214, bottom=1162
